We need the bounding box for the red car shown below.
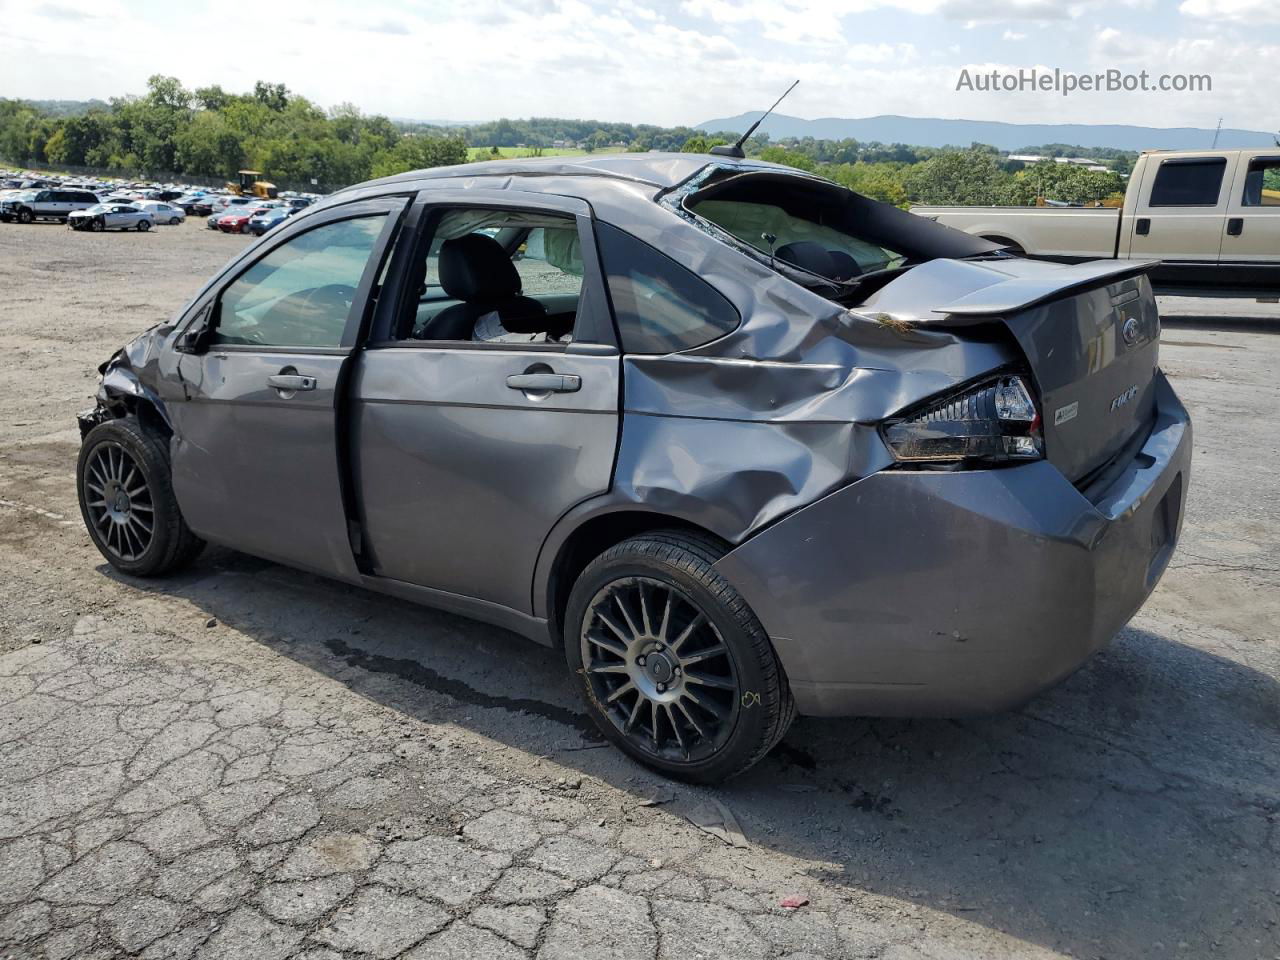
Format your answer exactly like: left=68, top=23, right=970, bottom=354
left=217, top=206, right=272, bottom=234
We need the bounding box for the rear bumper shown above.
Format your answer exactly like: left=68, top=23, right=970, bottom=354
left=714, top=372, right=1191, bottom=717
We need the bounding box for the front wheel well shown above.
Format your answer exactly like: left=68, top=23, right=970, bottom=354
left=95, top=393, right=171, bottom=441
left=546, top=512, right=729, bottom=646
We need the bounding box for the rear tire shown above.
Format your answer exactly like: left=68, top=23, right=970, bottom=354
left=565, top=530, right=795, bottom=783
left=137, top=220, right=151, bottom=232
left=77, top=416, right=204, bottom=577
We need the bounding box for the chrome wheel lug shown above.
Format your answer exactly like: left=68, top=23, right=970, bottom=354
left=657, top=683, right=666, bottom=693
left=636, top=655, right=647, bottom=667
left=673, top=667, right=682, bottom=677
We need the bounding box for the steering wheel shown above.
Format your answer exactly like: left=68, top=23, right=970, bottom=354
left=297, top=283, right=357, bottom=315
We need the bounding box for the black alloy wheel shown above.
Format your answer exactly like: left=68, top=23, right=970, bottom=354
left=566, top=531, right=795, bottom=782
left=77, top=416, right=204, bottom=576
left=580, top=575, right=741, bottom=764
left=82, top=440, right=155, bottom=563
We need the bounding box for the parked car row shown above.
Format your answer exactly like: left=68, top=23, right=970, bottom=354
left=205, top=199, right=300, bottom=235
left=0, top=167, right=322, bottom=237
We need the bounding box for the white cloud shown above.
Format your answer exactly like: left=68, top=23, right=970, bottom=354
left=0, top=0, right=1272, bottom=132
left=1179, top=0, right=1280, bottom=20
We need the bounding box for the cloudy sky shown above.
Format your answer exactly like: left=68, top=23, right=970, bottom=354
left=0, top=0, right=1274, bottom=130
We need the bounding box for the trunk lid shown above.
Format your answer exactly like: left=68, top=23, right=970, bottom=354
left=940, top=264, right=1160, bottom=484
left=1002, top=274, right=1159, bottom=483
left=859, top=258, right=1161, bottom=484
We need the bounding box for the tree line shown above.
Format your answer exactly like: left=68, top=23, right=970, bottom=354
left=0, top=77, right=1130, bottom=205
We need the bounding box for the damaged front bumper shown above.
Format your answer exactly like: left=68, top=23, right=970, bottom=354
left=714, top=372, right=1191, bottom=718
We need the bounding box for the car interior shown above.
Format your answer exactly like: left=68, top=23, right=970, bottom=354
left=401, top=209, right=584, bottom=344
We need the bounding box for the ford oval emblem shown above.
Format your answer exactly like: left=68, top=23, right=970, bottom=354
left=1122, top=316, right=1140, bottom=345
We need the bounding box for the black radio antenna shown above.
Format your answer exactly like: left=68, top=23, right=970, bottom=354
left=710, top=80, right=799, bottom=159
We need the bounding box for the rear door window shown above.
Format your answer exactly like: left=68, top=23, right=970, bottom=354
left=595, top=221, right=739, bottom=354
left=1149, top=158, right=1227, bottom=207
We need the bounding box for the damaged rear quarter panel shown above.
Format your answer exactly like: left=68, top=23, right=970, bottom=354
left=583, top=188, right=1018, bottom=544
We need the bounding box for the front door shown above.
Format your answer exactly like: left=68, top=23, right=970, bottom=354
left=352, top=195, right=621, bottom=614
left=167, top=199, right=405, bottom=578
left=1221, top=151, right=1280, bottom=265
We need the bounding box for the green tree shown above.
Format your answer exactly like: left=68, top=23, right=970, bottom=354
left=757, top=145, right=816, bottom=172
left=254, top=82, right=290, bottom=112
left=369, top=134, right=468, bottom=178
left=903, top=148, right=1010, bottom=205
left=174, top=110, right=243, bottom=177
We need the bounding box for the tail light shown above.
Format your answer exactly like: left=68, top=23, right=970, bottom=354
left=882, top=374, right=1043, bottom=464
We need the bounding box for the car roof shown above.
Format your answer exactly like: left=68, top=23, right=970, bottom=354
left=354, top=152, right=804, bottom=195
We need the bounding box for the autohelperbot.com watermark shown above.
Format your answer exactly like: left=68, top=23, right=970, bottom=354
left=956, top=67, right=1212, bottom=96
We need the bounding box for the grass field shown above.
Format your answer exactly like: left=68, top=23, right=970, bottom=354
left=465, top=145, right=628, bottom=161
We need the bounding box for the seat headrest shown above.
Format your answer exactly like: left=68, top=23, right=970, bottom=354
left=775, top=240, right=836, bottom=279
left=439, top=233, right=521, bottom=302
left=826, top=250, right=862, bottom=281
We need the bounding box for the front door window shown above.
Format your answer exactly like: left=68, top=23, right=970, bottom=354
left=215, top=216, right=387, bottom=348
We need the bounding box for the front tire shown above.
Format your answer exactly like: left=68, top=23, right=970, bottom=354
left=169, top=216, right=181, bottom=225
left=137, top=220, right=151, bottom=232
left=16, top=208, right=33, bottom=224
left=77, top=416, right=204, bottom=577
left=565, top=531, right=795, bottom=783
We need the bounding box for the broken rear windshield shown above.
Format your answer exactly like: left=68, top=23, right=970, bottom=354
left=664, top=166, right=1001, bottom=295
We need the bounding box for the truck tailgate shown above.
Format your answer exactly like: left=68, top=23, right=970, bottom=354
left=910, top=205, right=1123, bottom=260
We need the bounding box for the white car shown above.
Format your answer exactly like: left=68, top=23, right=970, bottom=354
left=68, top=204, right=157, bottom=232
left=210, top=195, right=257, bottom=214
left=136, top=201, right=185, bottom=225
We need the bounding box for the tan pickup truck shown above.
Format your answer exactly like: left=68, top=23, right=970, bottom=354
left=912, top=148, right=1280, bottom=293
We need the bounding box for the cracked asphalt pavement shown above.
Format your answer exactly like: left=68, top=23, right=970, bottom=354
left=1, top=221, right=1278, bottom=959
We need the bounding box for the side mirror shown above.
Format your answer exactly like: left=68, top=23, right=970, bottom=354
left=174, top=307, right=214, bottom=355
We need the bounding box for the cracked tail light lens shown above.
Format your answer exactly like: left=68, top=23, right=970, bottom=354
left=883, top=375, right=1043, bottom=464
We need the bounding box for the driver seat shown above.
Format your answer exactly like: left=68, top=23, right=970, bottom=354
left=419, top=233, right=547, bottom=341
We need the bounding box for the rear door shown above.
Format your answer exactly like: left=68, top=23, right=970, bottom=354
left=1127, top=154, right=1229, bottom=264
left=1221, top=151, right=1280, bottom=265
left=168, top=197, right=406, bottom=578
left=351, top=190, right=621, bottom=614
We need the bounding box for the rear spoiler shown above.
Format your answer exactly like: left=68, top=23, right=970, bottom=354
left=936, top=259, right=1160, bottom=316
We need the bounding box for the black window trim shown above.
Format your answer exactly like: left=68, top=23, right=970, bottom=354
left=1148, top=156, right=1228, bottom=209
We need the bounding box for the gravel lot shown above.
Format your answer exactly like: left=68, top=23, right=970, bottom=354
left=1, top=219, right=1277, bottom=960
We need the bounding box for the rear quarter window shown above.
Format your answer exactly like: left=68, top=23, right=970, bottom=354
left=595, top=221, right=739, bottom=355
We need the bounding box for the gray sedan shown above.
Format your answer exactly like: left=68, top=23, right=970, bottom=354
left=69, top=203, right=156, bottom=232
left=76, top=154, right=1191, bottom=781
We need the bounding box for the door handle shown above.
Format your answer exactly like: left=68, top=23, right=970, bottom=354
left=1227, top=217, right=1244, bottom=236
left=1135, top=218, right=1151, bottom=236
left=266, top=374, right=316, bottom=392
left=506, top=373, right=581, bottom=393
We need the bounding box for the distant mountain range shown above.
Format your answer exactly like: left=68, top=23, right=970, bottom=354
left=696, top=112, right=1278, bottom=152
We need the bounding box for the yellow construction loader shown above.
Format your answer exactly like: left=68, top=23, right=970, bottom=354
left=227, top=170, right=278, bottom=199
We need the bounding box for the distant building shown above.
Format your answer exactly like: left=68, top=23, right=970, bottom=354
left=1007, top=154, right=1109, bottom=172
